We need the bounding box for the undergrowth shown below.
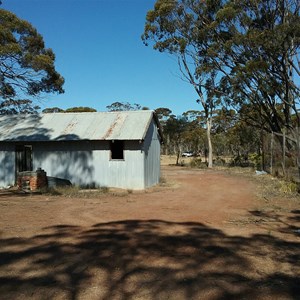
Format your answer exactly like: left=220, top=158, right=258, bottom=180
left=222, top=166, right=299, bottom=199
left=44, top=186, right=110, bottom=198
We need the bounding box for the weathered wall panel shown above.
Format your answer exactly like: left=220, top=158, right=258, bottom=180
left=0, top=143, right=15, bottom=187
left=143, top=119, right=161, bottom=188
left=33, top=141, right=97, bottom=187
left=33, top=140, right=145, bottom=189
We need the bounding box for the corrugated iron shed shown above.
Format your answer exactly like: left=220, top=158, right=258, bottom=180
left=0, top=110, right=163, bottom=142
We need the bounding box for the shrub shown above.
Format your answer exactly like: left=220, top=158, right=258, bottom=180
left=190, top=158, right=207, bottom=168
left=249, top=153, right=262, bottom=170
left=279, top=181, right=299, bottom=194
left=213, top=157, right=226, bottom=166
left=229, top=155, right=252, bottom=167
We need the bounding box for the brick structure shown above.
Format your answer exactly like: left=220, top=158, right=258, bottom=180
left=17, top=168, right=47, bottom=191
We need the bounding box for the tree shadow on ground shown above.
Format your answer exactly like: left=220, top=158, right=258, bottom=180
left=0, top=219, right=299, bottom=300
left=249, top=209, right=300, bottom=238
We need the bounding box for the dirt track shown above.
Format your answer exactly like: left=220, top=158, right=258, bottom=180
left=0, top=166, right=299, bottom=299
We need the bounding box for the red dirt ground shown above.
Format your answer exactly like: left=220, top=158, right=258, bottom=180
left=0, top=166, right=299, bottom=300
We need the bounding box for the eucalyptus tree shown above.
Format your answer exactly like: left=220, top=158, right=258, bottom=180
left=106, top=101, right=142, bottom=112
left=65, top=106, right=97, bottom=113
left=164, top=115, right=189, bottom=165
left=143, top=0, right=300, bottom=169
left=0, top=9, right=64, bottom=114
left=142, top=0, right=225, bottom=168
left=182, top=110, right=207, bottom=155
left=216, top=0, right=300, bottom=174
left=155, top=107, right=172, bottom=123
left=42, top=107, right=64, bottom=113
left=216, top=0, right=300, bottom=135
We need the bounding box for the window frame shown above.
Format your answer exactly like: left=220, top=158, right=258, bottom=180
left=110, top=140, right=124, bottom=160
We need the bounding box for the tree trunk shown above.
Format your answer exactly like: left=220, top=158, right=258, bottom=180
left=165, top=135, right=169, bottom=155
left=282, top=128, right=286, bottom=177
left=296, top=126, right=300, bottom=181
left=261, top=128, right=265, bottom=171
left=206, top=117, right=213, bottom=168
left=176, top=151, right=180, bottom=165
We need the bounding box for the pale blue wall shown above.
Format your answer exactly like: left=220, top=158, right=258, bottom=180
left=0, top=143, right=15, bottom=187
left=143, top=119, right=161, bottom=188
left=33, top=140, right=145, bottom=189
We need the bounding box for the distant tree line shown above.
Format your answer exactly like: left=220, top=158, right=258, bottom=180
left=155, top=107, right=260, bottom=166
left=42, top=107, right=97, bottom=113
left=41, top=102, right=150, bottom=113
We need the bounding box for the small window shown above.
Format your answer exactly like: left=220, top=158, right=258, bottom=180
left=110, top=140, right=124, bottom=160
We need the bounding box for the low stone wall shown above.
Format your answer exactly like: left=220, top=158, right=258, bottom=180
left=17, top=168, right=47, bottom=191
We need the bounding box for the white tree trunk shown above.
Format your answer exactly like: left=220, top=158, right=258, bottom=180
left=206, top=117, right=213, bottom=168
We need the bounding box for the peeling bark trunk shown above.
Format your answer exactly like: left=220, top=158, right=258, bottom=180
left=206, top=117, right=213, bottom=168
left=176, top=151, right=180, bottom=166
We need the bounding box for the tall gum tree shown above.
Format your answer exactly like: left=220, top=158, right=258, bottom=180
left=142, top=0, right=224, bottom=168
left=143, top=0, right=300, bottom=173
left=215, top=0, right=300, bottom=133
left=215, top=0, right=300, bottom=174
left=0, top=9, right=64, bottom=114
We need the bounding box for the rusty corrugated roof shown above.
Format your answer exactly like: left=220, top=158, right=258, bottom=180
left=0, top=110, right=162, bottom=142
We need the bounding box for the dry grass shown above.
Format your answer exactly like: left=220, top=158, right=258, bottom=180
left=161, top=155, right=299, bottom=200
left=161, top=154, right=207, bottom=166
left=219, top=165, right=300, bottom=200
left=44, top=185, right=112, bottom=198
left=161, top=155, right=232, bottom=166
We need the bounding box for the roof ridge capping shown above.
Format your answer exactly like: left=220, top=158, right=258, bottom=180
left=40, top=110, right=155, bottom=115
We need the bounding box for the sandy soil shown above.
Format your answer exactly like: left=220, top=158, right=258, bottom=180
left=0, top=166, right=299, bottom=300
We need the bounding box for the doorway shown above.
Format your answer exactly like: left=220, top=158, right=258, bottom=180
left=15, top=145, right=33, bottom=175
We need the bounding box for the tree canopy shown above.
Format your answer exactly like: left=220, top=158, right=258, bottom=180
left=42, top=106, right=97, bottom=113
left=0, top=8, right=64, bottom=114
left=143, top=0, right=300, bottom=168
left=142, top=0, right=226, bottom=167
left=106, top=101, right=146, bottom=111
left=65, top=106, right=97, bottom=113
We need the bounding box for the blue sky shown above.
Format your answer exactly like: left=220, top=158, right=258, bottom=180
left=3, top=0, right=201, bottom=115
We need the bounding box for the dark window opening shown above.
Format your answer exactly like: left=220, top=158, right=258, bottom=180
left=110, top=140, right=124, bottom=160
left=15, top=145, right=33, bottom=174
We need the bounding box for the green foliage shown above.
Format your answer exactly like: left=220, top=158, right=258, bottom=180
left=279, top=181, right=299, bottom=194
left=65, top=106, right=97, bottom=113
left=155, top=107, right=172, bottom=121
left=143, top=0, right=300, bottom=171
left=249, top=153, right=262, bottom=170
left=0, top=99, right=40, bottom=114
left=158, top=104, right=263, bottom=171
left=0, top=9, right=64, bottom=114
left=42, top=107, right=64, bottom=113
left=163, top=115, right=189, bottom=164
left=190, top=158, right=207, bottom=169
left=218, top=0, right=299, bottom=135
left=143, top=0, right=228, bottom=168
left=42, top=106, right=97, bottom=113
left=106, top=101, right=142, bottom=112
left=213, top=157, right=226, bottom=166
